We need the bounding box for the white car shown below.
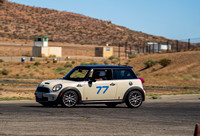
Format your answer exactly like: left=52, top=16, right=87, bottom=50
left=35, top=65, right=145, bottom=108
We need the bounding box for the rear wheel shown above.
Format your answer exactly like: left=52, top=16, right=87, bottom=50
left=61, top=91, right=78, bottom=107
left=125, top=90, right=143, bottom=108
left=105, top=103, right=118, bottom=108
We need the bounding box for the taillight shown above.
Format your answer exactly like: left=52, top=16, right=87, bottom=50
left=137, top=77, right=145, bottom=84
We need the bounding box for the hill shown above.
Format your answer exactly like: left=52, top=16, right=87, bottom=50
left=0, top=0, right=172, bottom=46
left=129, top=51, right=200, bottom=87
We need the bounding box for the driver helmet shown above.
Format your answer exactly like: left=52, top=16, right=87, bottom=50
left=99, top=71, right=106, bottom=77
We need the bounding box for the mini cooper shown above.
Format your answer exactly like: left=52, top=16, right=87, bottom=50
left=35, top=65, right=145, bottom=108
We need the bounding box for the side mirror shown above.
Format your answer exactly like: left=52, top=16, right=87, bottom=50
left=88, top=78, right=96, bottom=84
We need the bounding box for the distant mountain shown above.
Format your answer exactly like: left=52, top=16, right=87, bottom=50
left=0, top=1, right=170, bottom=46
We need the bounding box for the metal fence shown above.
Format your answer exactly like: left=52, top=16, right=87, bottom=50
left=0, top=37, right=199, bottom=59
left=119, top=38, right=200, bottom=58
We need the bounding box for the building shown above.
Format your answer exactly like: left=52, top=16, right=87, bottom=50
left=34, top=36, right=48, bottom=47
left=32, top=36, right=62, bottom=57
left=95, top=46, right=113, bottom=57
left=147, top=42, right=171, bottom=53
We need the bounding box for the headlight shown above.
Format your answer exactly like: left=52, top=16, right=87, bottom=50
left=52, top=84, right=62, bottom=92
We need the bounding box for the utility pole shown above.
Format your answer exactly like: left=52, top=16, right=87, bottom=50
left=188, top=38, right=190, bottom=50
left=167, top=40, right=169, bottom=52
left=118, top=43, right=121, bottom=65
left=125, top=42, right=127, bottom=59
left=176, top=40, right=179, bottom=52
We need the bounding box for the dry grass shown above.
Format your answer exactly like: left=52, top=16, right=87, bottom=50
left=128, top=51, right=200, bottom=87
left=0, top=51, right=200, bottom=100
left=0, top=51, right=199, bottom=87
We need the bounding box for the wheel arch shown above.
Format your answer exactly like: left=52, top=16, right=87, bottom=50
left=123, top=87, right=145, bottom=102
left=58, top=87, right=82, bottom=103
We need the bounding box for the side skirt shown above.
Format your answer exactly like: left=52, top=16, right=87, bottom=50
left=80, top=99, right=124, bottom=104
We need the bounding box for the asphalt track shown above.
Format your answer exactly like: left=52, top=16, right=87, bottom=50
left=0, top=95, right=200, bottom=136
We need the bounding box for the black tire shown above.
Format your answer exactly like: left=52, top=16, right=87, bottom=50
left=105, top=103, right=118, bottom=108
left=61, top=90, right=78, bottom=107
left=40, top=103, right=55, bottom=107
left=125, top=90, right=143, bottom=108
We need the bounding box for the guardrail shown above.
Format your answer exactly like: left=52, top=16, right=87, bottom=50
left=0, top=42, right=33, bottom=46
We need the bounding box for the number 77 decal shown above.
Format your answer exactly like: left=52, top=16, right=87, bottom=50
left=96, top=86, right=109, bottom=94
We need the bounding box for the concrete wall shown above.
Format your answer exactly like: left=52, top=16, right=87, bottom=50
left=103, top=47, right=113, bottom=57
left=32, top=46, right=62, bottom=57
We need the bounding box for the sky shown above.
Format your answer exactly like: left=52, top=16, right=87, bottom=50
left=8, top=0, right=200, bottom=40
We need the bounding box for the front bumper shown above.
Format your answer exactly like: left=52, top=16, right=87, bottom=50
left=35, top=92, right=59, bottom=103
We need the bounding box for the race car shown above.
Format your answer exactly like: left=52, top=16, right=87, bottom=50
left=35, top=65, right=145, bottom=108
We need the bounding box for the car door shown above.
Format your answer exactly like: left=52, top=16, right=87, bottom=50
left=83, top=69, right=117, bottom=101
left=113, top=69, right=139, bottom=99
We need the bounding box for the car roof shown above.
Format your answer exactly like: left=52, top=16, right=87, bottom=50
left=75, top=65, right=133, bottom=69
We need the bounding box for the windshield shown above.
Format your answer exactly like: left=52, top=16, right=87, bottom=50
left=63, top=67, right=90, bottom=81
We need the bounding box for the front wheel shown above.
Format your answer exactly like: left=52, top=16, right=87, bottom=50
left=40, top=102, right=57, bottom=107
left=125, top=90, right=143, bottom=108
left=61, top=91, right=78, bottom=107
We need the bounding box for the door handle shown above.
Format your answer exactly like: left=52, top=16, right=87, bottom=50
left=110, top=83, right=115, bottom=86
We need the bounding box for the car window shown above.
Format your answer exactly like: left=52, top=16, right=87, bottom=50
left=88, top=69, right=112, bottom=81
left=64, top=68, right=90, bottom=81
left=113, top=69, right=137, bottom=79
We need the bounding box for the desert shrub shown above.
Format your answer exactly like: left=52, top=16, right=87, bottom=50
left=159, top=58, right=171, bottom=67
left=103, top=60, right=110, bottom=65
left=25, top=64, right=31, bottom=68
left=64, top=62, right=72, bottom=68
left=49, top=54, right=56, bottom=58
left=56, top=67, right=65, bottom=72
left=182, top=75, right=192, bottom=80
left=29, top=73, right=34, bottom=77
left=115, top=57, right=120, bottom=60
left=108, top=56, right=115, bottom=60
left=135, top=71, right=140, bottom=76
left=129, top=54, right=136, bottom=59
left=0, top=59, right=4, bottom=63
left=16, top=73, right=19, bottom=77
left=124, top=62, right=129, bottom=66
left=81, top=62, right=88, bottom=65
left=191, top=73, right=200, bottom=78
left=55, top=67, right=67, bottom=75
left=3, top=63, right=9, bottom=66
left=151, top=94, right=159, bottom=99
left=47, top=65, right=51, bottom=68
left=58, top=71, right=68, bottom=75
left=71, top=60, right=75, bottom=64
left=34, top=61, right=41, bottom=66
left=90, top=62, right=98, bottom=65
left=144, top=59, right=158, bottom=68
left=35, top=68, right=40, bottom=72
left=111, top=59, right=118, bottom=65
left=1, top=68, right=9, bottom=75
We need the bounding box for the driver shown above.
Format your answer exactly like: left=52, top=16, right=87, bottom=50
left=93, top=71, right=106, bottom=81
